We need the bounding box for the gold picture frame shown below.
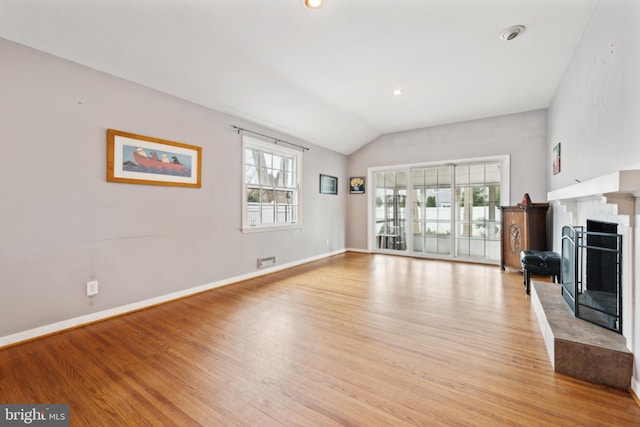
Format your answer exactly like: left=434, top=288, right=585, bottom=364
left=107, top=129, right=202, bottom=188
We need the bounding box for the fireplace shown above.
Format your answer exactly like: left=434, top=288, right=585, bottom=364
left=538, top=170, right=639, bottom=389
left=561, top=220, right=622, bottom=333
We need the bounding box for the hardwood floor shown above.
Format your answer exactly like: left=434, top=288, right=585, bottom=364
left=1, top=252, right=639, bottom=426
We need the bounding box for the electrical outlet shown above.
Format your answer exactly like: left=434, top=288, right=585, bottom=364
left=86, top=280, right=99, bottom=296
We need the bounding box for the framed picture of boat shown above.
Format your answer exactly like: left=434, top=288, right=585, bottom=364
left=107, top=129, right=202, bottom=188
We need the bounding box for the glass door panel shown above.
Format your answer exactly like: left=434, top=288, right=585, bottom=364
left=374, top=171, right=407, bottom=252
left=412, top=166, right=452, bottom=256
left=454, top=163, right=501, bottom=262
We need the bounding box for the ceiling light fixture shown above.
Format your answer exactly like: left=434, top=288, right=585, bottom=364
left=499, top=25, right=526, bottom=41
left=304, top=0, right=323, bottom=9
left=393, top=89, right=403, bottom=96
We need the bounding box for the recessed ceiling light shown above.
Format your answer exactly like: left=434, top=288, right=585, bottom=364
left=305, top=0, right=323, bottom=9
left=499, top=25, right=526, bottom=41
left=393, top=89, right=403, bottom=96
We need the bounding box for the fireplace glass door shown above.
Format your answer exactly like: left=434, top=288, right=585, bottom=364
left=561, top=222, right=622, bottom=333
left=561, top=225, right=578, bottom=312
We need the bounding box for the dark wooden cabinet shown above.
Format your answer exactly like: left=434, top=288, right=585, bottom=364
left=500, top=204, right=549, bottom=271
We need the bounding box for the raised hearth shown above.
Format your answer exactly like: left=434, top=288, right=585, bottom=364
left=531, top=281, right=632, bottom=389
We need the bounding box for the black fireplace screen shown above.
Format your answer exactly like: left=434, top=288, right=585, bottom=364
left=561, top=221, right=622, bottom=333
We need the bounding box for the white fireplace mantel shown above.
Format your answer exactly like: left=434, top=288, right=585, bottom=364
left=548, top=169, right=640, bottom=202
left=545, top=169, right=640, bottom=349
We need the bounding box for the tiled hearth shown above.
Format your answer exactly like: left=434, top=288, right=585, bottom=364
left=531, top=281, right=632, bottom=389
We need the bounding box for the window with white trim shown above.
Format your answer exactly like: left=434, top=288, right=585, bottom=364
left=242, top=136, right=302, bottom=231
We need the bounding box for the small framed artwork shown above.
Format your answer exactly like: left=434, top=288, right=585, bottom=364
left=553, top=142, right=561, bottom=175
left=107, top=129, right=202, bottom=188
left=349, top=176, right=365, bottom=194
left=319, top=174, right=338, bottom=195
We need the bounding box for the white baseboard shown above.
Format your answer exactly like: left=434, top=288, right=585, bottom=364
left=0, top=249, right=347, bottom=348
left=345, top=247, right=370, bottom=253
left=631, top=376, right=640, bottom=403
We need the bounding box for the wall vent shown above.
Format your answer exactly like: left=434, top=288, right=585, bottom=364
left=258, top=256, right=276, bottom=269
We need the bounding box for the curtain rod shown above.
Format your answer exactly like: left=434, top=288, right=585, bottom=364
left=232, top=126, right=310, bottom=151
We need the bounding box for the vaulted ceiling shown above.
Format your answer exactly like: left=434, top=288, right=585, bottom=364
left=0, top=0, right=597, bottom=154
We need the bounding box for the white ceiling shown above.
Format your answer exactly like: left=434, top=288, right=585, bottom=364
left=0, top=0, right=597, bottom=154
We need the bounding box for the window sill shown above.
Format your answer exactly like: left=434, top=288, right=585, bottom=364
left=241, top=223, right=303, bottom=233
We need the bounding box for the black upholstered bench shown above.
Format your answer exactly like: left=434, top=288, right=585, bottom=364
left=520, top=250, right=561, bottom=294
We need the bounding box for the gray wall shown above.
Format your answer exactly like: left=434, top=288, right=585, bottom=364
left=548, top=0, right=640, bottom=190
left=547, top=0, right=640, bottom=392
left=0, top=39, right=347, bottom=337
left=346, top=110, right=548, bottom=250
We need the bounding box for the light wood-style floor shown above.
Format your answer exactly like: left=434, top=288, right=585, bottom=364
left=1, top=252, right=639, bottom=426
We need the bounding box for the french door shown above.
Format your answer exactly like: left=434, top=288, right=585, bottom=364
left=373, top=171, right=408, bottom=252
left=411, top=166, right=453, bottom=256
left=371, top=159, right=506, bottom=264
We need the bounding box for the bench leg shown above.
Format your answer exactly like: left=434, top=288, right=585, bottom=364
left=524, top=269, right=531, bottom=294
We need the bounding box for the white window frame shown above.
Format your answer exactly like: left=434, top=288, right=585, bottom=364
left=242, top=135, right=303, bottom=233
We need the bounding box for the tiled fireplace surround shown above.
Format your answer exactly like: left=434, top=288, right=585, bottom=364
left=531, top=170, right=640, bottom=389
